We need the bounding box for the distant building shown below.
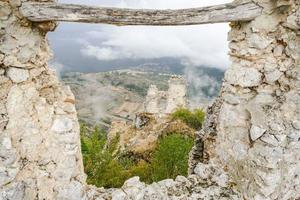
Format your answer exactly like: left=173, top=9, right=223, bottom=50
left=144, top=75, right=187, bottom=115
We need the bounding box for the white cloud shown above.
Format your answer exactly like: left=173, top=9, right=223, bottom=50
left=77, top=0, right=232, bottom=69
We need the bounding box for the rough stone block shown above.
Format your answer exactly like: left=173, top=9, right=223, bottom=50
left=7, top=67, right=29, bottom=83
left=225, top=66, right=262, bottom=87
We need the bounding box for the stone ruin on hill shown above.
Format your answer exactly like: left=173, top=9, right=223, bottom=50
left=0, top=0, right=300, bottom=199
left=107, top=76, right=189, bottom=157
left=144, top=75, right=188, bottom=115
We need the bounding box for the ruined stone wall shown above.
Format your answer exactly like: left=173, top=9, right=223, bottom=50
left=165, top=76, right=187, bottom=113
left=192, top=0, right=300, bottom=199
left=144, top=85, right=160, bottom=114
left=144, top=76, right=187, bottom=115
left=1, top=0, right=300, bottom=199
left=0, top=1, right=86, bottom=199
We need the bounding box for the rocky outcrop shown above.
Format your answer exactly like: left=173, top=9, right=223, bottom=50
left=107, top=112, right=194, bottom=158
left=1, top=0, right=300, bottom=199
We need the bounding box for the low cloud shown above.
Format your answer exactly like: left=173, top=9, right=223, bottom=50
left=185, top=65, right=223, bottom=108
left=77, top=0, right=231, bottom=69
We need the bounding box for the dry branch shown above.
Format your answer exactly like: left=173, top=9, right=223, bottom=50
left=20, top=0, right=262, bottom=26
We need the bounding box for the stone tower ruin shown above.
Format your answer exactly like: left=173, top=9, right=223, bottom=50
left=144, top=76, right=187, bottom=114
left=165, top=76, right=187, bottom=113
left=144, top=85, right=160, bottom=114
left=1, top=0, right=300, bottom=199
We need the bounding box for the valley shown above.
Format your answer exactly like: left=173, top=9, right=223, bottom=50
left=61, top=66, right=224, bottom=126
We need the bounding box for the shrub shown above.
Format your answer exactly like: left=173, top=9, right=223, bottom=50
left=81, top=124, right=130, bottom=188
left=149, top=134, right=194, bottom=182
left=171, top=108, right=205, bottom=130
left=129, top=160, right=152, bottom=182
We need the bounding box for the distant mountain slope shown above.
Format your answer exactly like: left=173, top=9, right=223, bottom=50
left=61, top=66, right=224, bottom=125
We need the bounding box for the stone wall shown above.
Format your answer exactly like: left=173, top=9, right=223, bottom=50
left=191, top=0, right=300, bottom=199
left=1, top=0, right=300, bottom=199
left=0, top=1, right=86, bottom=199
left=144, top=85, right=160, bottom=114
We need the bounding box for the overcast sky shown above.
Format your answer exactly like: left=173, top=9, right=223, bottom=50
left=48, top=0, right=232, bottom=72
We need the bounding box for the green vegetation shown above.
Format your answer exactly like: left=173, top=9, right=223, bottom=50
left=81, top=127, right=195, bottom=188
left=80, top=125, right=129, bottom=188
left=171, top=108, right=205, bottom=130
left=123, top=83, right=148, bottom=96
left=149, top=134, right=194, bottom=181
left=81, top=108, right=203, bottom=188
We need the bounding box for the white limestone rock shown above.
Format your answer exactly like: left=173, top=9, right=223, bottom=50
left=51, top=117, right=73, bottom=133
left=111, top=189, right=127, bottom=200
left=0, top=166, right=19, bottom=186
left=225, top=66, right=262, bottom=87
left=0, top=182, right=25, bottom=200
left=273, top=45, right=284, bottom=57
left=194, top=163, right=210, bottom=179
left=219, top=103, right=250, bottom=127
left=251, top=14, right=280, bottom=32
left=250, top=125, right=266, bottom=141
left=285, top=8, right=300, bottom=30
left=0, top=136, right=17, bottom=167
left=265, top=68, right=283, bottom=84
left=7, top=67, right=29, bottom=83
left=0, top=2, right=11, bottom=20
left=260, top=134, right=285, bottom=146
left=57, top=181, right=86, bottom=200
left=285, top=32, right=300, bottom=61
left=122, top=177, right=146, bottom=199
left=292, top=120, right=300, bottom=130
left=248, top=33, right=273, bottom=49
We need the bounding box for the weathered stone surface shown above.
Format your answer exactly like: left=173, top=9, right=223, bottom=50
left=7, top=67, right=29, bottom=83
left=292, top=120, right=300, bottom=130
left=225, top=66, right=262, bottom=87
left=20, top=1, right=263, bottom=25
left=250, top=125, right=266, bottom=141
left=0, top=1, right=86, bottom=199
left=51, top=117, right=73, bottom=133
left=285, top=7, right=300, bottom=30
left=197, top=1, right=300, bottom=199
left=248, top=33, right=273, bottom=49
left=0, top=182, right=25, bottom=200
left=265, top=69, right=283, bottom=83
left=1, top=0, right=300, bottom=199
